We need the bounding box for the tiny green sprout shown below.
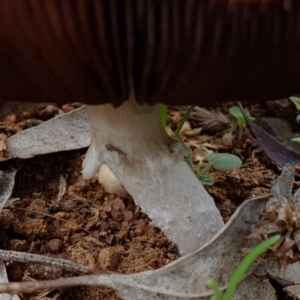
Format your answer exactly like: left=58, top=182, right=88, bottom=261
left=159, top=106, right=239, bottom=186
left=291, top=137, right=300, bottom=144
left=208, top=234, right=281, bottom=300
left=159, top=104, right=168, bottom=128
left=174, top=105, right=195, bottom=137
left=159, top=105, right=208, bottom=184
left=204, top=153, right=242, bottom=171
left=198, top=175, right=215, bottom=186
left=289, top=96, right=300, bottom=112
left=229, top=106, right=255, bottom=126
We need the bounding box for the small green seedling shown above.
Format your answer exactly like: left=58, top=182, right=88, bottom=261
left=159, top=104, right=168, bottom=128
left=229, top=106, right=255, bottom=126
left=169, top=106, right=216, bottom=186
left=205, top=153, right=242, bottom=171
left=289, top=96, right=300, bottom=112
left=160, top=105, right=241, bottom=186
left=208, top=234, right=281, bottom=300
left=173, top=105, right=195, bottom=137
left=198, top=153, right=242, bottom=185
left=291, top=137, right=300, bottom=144
left=159, top=105, right=207, bottom=182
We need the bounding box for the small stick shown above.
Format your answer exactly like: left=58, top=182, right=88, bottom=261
left=0, top=250, right=89, bottom=274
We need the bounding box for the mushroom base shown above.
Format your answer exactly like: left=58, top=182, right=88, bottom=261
left=83, top=99, right=223, bottom=255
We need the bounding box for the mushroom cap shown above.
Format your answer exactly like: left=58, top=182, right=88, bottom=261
left=0, top=0, right=300, bottom=106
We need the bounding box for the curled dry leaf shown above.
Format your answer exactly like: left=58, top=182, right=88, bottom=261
left=248, top=164, right=300, bottom=264
left=283, top=285, right=300, bottom=299
left=238, top=103, right=300, bottom=166
left=0, top=263, right=19, bottom=300
left=0, top=170, right=20, bottom=300
left=249, top=164, right=300, bottom=300
left=0, top=107, right=90, bottom=162
left=0, top=194, right=276, bottom=299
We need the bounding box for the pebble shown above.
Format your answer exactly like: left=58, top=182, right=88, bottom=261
left=46, top=238, right=63, bottom=252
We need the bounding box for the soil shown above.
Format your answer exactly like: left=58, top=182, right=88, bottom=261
left=0, top=100, right=297, bottom=299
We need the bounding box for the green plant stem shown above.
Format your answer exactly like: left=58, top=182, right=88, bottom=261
left=207, top=280, right=222, bottom=300
left=174, top=106, right=195, bottom=137
left=159, top=104, right=168, bottom=128
left=199, top=163, right=212, bottom=175
left=222, top=235, right=281, bottom=300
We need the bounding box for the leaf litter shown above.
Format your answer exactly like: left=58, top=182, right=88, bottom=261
left=0, top=102, right=299, bottom=299
left=0, top=106, right=90, bottom=161
left=0, top=169, right=20, bottom=300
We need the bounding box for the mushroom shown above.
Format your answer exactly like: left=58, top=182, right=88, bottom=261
left=0, top=0, right=300, bottom=254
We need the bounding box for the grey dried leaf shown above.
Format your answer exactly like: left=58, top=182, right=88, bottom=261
left=283, top=285, right=300, bottom=299
left=266, top=262, right=300, bottom=285
left=0, top=107, right=91, bottom=161
left=0, top=171, right=16, bottom=213
left=263, top=261, right=300, bottom=299
left=0, top=262, right=20, bottom=300
left=248, top=164, right=300, bottom=263
left=0, top=195, right=276, bottom=299
left=270, top=163, right=294, bottom=199
left=0, top=170, right=19, bottom=300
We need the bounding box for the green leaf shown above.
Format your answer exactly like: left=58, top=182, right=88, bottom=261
left=229, top=106, right=255, bottom=126
left=207, top=235, right=281, bottom=300
left=291, top=137, right=300, bottom=144
left=205, top=153, right=242, bottom=171
left=174, top=106, right=195, bottom=137
left=159, top=104, right=168, bottom=128
left=199, top=175, right=215, bottom=186
left=289, top=96, right=300, bottom=112
left=222, top=235, right=281, bottom=300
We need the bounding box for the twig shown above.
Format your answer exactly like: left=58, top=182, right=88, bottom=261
left=0, top=250, right=89, bottom=274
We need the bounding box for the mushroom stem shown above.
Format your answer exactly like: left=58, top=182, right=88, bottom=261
left=82, top=98, right=223, bottom=255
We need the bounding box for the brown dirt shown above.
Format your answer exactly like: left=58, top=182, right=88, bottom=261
left=0, top=100, right=295, bottom=299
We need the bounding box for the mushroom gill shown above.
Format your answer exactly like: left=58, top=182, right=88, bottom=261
left=0, top=0, right=299, bottom=106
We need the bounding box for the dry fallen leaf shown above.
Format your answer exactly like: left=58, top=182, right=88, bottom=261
left=0, top=193, right=276, bottom=299
left=0, top=170, right=20, bottom=300
left=0, top=107, right=91, bottom=161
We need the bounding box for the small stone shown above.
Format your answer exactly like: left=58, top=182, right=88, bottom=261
left=135, top=220, right=147, bottom=236
left=222, top=133, right=234, bottom=147
left=111, top=198, right=126, bottom=211
left=46, top=239, right=63, bottom=253
left=98, top=247, right=121, bottom=270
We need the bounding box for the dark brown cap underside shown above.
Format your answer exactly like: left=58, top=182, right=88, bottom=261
left=0, top=0, right=299, bottom=107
